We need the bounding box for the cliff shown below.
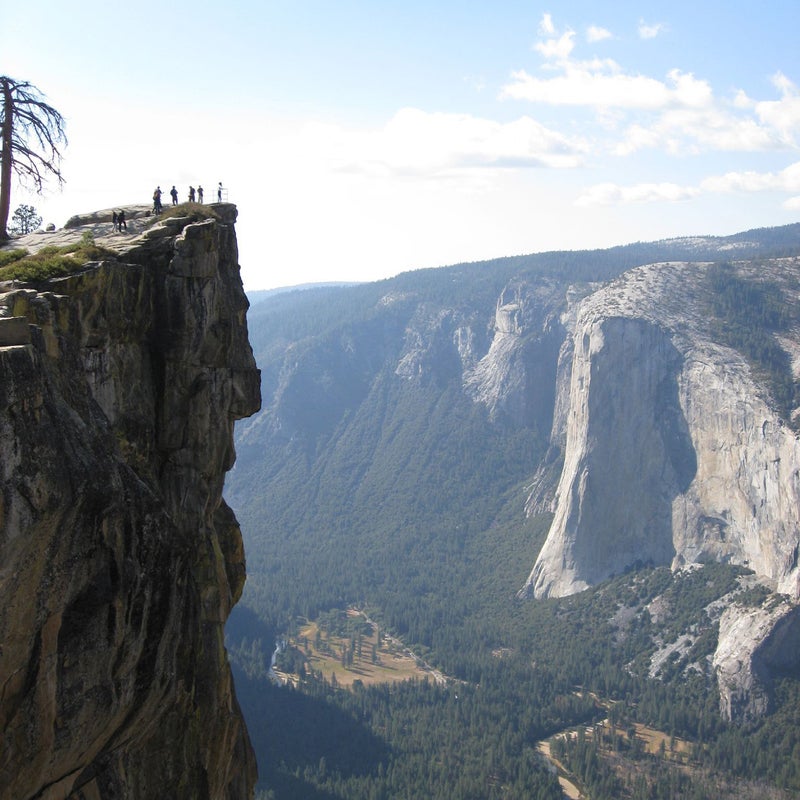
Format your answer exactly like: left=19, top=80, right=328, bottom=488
left=515, top=257, right=800, bottom=722
left=0, top=205, right=260, bottom=799
left=520, top=259, right=800, bottom=599
left=228, top=226, right=800, bottom=735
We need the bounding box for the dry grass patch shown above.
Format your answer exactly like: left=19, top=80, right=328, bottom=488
left=632, top=722, right=692, bottom=759
left=277, top=612, right=434, bottom=689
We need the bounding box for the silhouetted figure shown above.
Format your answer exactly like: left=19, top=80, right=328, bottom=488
left=153, top=187, right=163, bottom=214
left=217, top=182, right=223, bottom=202
left=170, top=185, right=178, bottom=205
left=197, top=185, right=204, bottom=203
left=189, top=185, right=196, bottom=203
left=112, top=211, right=118, bottom=232
left=118, top=210, right=127, bottom=231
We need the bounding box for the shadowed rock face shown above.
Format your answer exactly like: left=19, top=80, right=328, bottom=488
left=462, top=280, right=565, bottom=431
left=714, top=599, right=800, bottom=727
left=0, top=205, right=260, bottom=800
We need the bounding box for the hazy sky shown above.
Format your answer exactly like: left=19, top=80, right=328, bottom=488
left=3, top=1, right=799, bottom=290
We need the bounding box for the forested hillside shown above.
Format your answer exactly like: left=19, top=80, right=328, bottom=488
left=227, top=224, right=800, bottom=799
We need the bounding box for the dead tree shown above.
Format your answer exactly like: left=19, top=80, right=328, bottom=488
left=0, top=76, right=67, bottom=239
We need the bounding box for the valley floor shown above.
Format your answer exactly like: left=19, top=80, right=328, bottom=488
left=272, top=608, right=447, bottom=689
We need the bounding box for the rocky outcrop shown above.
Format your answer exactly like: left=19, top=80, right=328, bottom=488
left=463, top=281, right=564, bottom=430
left=521, top=260, right=800, bottom=601
left=714, top=599, right=800, bottom=725
left=0, top=205, right=260, bottom=799
left=515, top=258, right=800, bottom=724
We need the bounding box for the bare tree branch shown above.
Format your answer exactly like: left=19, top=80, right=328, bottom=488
left=0, top=76, right=67, bottom=239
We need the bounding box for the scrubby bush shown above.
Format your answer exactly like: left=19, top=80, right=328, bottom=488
left=0, top=248, right=28, bottom=268
left=0, top=232, right=117, bottom=283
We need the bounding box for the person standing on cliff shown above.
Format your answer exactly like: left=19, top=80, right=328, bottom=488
left=189, top=185, right=196, bottom=203
left=118, top=209, right=126, bottom=231
left=197, top=185, right=204, bottom=204
left=170, top=185, right=178, bottom=205
left=217, top=182, right=223, bottom=202
left=153, top=187, right=163, bottom=214
left=112, top=211, right=118, bottom=232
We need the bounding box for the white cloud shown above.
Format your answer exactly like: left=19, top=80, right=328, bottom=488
left=306, top=108, right=589, bottom=178
left=586, top=25, right=612, bottom=43
left=700, top=171, right=771, bottom=193
left=577, top=160, right=800, bottom=207
left=701, top=161, right=800, bottom=194
left=772, top=71, right=796, bottom=95
left=638, top=19, right=666, bottom=39
left=752, top=72, right=800, bottom=146
left=507, top=17, right=711, bottom=112
left=613, top=124, right=661, bottom=155
left=538, top=13, right=556, bottom=36
left=505, top=14, right=799, bottom=160
left=502, top=66, right=711, bottom=111
left=615, top=107, right=782, bottom=156
left=534, top=29, right=576, bottom=61
left=532, top=14, right=576, bottom=61
left=733, top=89, right=754, bottom=110
left=667, top=69, right=713, bottom=107
left=576, top=182, right=699, bottom=206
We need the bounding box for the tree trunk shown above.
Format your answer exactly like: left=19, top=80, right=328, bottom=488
left=0, top=78, right=13, bottom=239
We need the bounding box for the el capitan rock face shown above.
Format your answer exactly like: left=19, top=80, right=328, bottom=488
left=0, top=205, right=259, bottom=799
left=520, top=259, right=800, bottom=603
left=515, top=258, right=800, bottom=723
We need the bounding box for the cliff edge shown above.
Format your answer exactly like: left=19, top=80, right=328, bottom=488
left=0, top=205, right=260, bottom=799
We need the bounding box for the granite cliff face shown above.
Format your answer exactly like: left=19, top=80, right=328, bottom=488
left=462, top=280, right=564, bottom=429
left=432, top=249, right=800, bottom=724
left=520, top=259, right=800, bottom=600
left=713, top=596, right=800, bottom=727
left=0, top=206, right=260, bottom=799
left=513, top=257, right=800, bottom=723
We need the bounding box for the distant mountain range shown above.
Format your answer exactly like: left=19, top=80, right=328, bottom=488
left=246, top=282, right=360, bottom=306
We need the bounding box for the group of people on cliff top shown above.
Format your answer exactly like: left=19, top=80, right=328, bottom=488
left=152, top=182, right=224, bottom=214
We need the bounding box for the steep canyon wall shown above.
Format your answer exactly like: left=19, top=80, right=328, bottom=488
left=449, top=255, right=800, bottom=723
left=519, top=260, right=800, bottom=601
left=0, top=206, right=259, bottom=799
left=507, top=260, right=800, bottom=723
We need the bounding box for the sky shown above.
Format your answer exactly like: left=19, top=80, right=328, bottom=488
left=2, top=1, right=799, bottom=291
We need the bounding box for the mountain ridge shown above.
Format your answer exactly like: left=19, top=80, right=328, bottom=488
left=230, top=221, right=800, bottom=733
